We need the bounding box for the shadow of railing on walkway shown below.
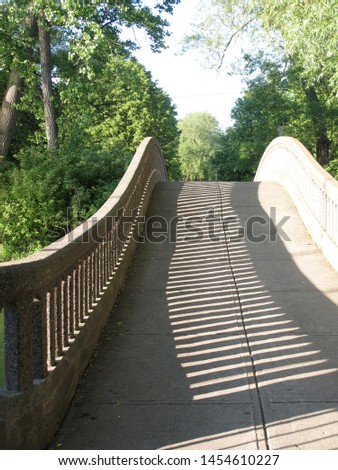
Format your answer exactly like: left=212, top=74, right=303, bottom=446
left=49, top=181, right=338, bottom=450
left=0, top=137, right=167, bottom=449
left=161, top=181, right=338, bottom=450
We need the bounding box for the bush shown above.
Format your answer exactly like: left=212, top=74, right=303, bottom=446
left=0, top=143, right=131, bottom=261
left=325, top=158, right=338, bottom=180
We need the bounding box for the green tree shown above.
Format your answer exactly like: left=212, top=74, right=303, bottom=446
left=0, top=144, right=131, bottom=260
left=183, top=0, right=338, bottom=167
left=185, top=0, right=337, bottom=92
left=0, top=1, right=182, bottom=260
left=213, top=55, right=338, bottom=181
left=178, top=112, right=223, bottom=181
left=0, top=52, right=180, bottom=259
left=57, top=55, right=180, bottom=179
left=212, top=129, right=253, bottom=182
left=0, top=0, right=180, bottom=160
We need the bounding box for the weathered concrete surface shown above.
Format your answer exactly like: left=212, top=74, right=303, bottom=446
left=255, top=137, right=338, bottom=272
left=50, top=182, right=338, bottom=450
left=0, top=229, right=143, bottom=450
left=0, top=137, right=167, bottom=449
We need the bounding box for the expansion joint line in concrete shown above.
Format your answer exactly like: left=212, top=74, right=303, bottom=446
left=216, top=183, right=270, bottom=450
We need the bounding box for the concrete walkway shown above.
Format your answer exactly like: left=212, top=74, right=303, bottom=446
left=50, top=182, right=338, bottom=450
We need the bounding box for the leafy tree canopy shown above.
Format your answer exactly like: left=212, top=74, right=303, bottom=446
left=0, top=0, right=181, bottom=157
left=212, top=56, right=338, bottom=181
left=184, top=0, right=338, bottom=94
left=0, top=1, right=181, bottom=259
left=178, top=112, right=223, bottom=181
left=182, top=0, right=338, bottom=173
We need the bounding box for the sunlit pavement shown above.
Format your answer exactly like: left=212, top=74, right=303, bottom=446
left=50, top=182, right=338, bottom=450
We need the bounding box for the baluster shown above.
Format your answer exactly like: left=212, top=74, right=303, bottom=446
left=73, top=266, right=80, bottom=331
left=32, top=295, right=48, bottom=380
left=94, top=247, right=99, bottom=301
left=97, top=246, right=101, bottom=298
left=124, top=200, right=130, bottom=242
left=98, top=242, right=103, bottom=296
left=4, top=296, right=33, bottom=391
left=105, top=234, right=110, bottom=282
left=69, top=270, right=75, bottom=337
left=320, top=187, right=324, bottom=226
left=112, top=226, right=117, bottom=270
left=128, top=196, right=133, bottom=235
left=111, top=226, right=116, bottom=274
left=107, top=230, right=113, bottom=278
left=81, top=259, right=86, bottom=319
left=101, top=239, right=105, bottom=287
left=56, top=281, right=64, bottom=357
left=47, top=288, right=56, bottom=366
left=78, top=262, right=84, bottom=324
left=327, top=198, right=331, bottom=238
left=117, top=214, right=123, bottom=258
left=90, top=251, right=95, bottom=307
left=136, top=189, right=141, bottom=220
left=87, top=254, right=92, bottom=313
left=104, top=233, right=109, bottom=281
left=115, top=219, right=119, bottom=264
left=63, top=275, right=70, bottom=347
left=107, top=234, right=110, bottom=284
left=102, top=239, right=106, bottom=287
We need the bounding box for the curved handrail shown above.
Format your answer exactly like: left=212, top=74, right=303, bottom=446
left=255, top=136, right=338, bottom=271
left=0, top=137, right=167, bottom=391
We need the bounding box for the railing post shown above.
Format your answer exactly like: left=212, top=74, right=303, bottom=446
left=32, top=296, right=48, bottom=380
left=4, top=296, right=33, bottom=391
left=254, top=136, right=338, bottom=272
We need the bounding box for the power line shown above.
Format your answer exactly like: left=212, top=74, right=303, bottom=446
left=174, top=92, right=241, bottom=99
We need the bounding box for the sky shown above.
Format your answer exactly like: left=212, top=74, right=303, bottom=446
left=131, top=0, right=244, bottom=130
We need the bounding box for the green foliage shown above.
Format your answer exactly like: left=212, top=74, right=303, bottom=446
left=256, top=0, right=338, bottom=95
left=0, top=51, right=180, bottom=260
left=1, top=0, right=181, bottom=62
left=80, top=57, right=180, bottom=179
left=1, top=2, right=181, bottom=260
left=184, top=0, right=338, bottom=94
left=178, top=112, right=223, bottom=181
left=56, top=54, right=180, bottom=180
left=325, top=159, right=338, bottom=180
left=0, top=143, right=130, bottom=261
left=1, top=0, right=181, bottom=156
left=183, top=0, right=338, bottom=174
left=212, top=130, right=257, bottom=182
left=212, top=55, right=338, bottom=181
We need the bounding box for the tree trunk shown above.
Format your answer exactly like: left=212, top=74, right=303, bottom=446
left=0, top=71, right=24, bottom=162
left=316, top=134, right=331, bottom=167
left=304, top=86, right=331, bottom=167
left=38, top=13, right=58, bottom=150
left=0, top=15, right=37, bottom=163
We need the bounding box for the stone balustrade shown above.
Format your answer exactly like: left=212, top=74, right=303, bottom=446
left=255, top=137, right=338, bottom=271
left=0, top=137, right=167, bottom=449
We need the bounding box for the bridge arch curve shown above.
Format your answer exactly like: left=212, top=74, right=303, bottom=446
left=255, top=136, right=338, bottom=271
left=0, top=137, right=166, bottom=449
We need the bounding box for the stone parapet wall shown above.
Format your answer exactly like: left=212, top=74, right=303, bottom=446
left=0, top=137, right=167, bottom=449
left=255, top=137, right=338, bottom=271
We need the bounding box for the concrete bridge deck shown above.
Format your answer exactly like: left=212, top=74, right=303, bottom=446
left=50, top=181, right=338, bottom=450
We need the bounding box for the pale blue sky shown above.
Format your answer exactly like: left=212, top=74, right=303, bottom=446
left=132, top=0, right=244, bottom=130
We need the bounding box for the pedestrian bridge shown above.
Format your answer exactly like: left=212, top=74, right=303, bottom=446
left=1, top=137, right=338, bottom=450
